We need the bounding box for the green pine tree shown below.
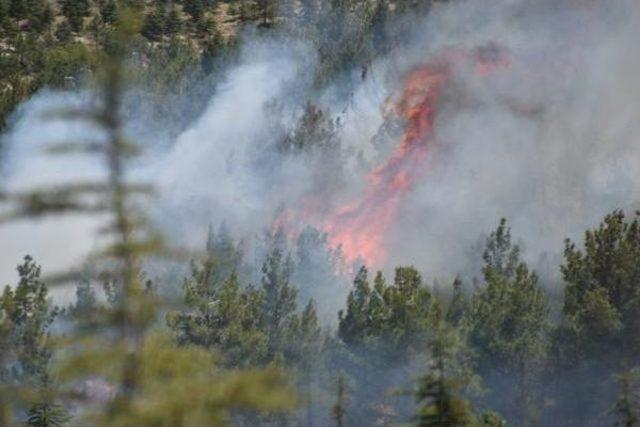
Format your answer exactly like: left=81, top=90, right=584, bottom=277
left=464, top=218, right=549, bottom=424
left=0, top=256, right=69, bottom=425
left=416, top=310, right=476, bottom=427
left=100, top=0, right=117, bottom=24
left=141, top=9, right=165, bottom=40
left=54, top=19, right=73, bottom=42
left=182, top=0, right=203, bottom=21
left=164, top=5, right=180, bottom=34
left=446, top=276, right=467, bottom=327
left=261, top=242, right=297, bottom=359
left=610, top=367, right=640, bottom=427
left=8, top=0, right=26, bottom=20
left=26, top=402, right=71, bottom=427
left=332, top=374, right=348, bottom=427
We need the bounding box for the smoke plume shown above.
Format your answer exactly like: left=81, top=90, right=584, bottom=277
left=1, top=0, right=639, bottom=307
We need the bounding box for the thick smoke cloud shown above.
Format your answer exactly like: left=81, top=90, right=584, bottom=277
left=1, top=0, right=639, bottom=306
left=390, top=0, right=640, bottom=281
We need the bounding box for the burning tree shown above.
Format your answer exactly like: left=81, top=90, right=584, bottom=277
left=312, top=45, right=509, bottom=267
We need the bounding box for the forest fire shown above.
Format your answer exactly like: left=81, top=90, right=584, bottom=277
left=323, top=44, right=509, bottom=266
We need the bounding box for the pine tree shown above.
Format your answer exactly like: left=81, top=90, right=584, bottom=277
left=416, top=310, right=475, bottom=427
left=168, top=263, right=268, bottom=367
left=289, top=298, right=324, bottom=424
left=205, top=222, right=241, bottom=282
left=0, top=0, right=6, bottom=25
left=261, top=243, right=297, bottom=359
left=1, top=256, right=59, bottom=383
left=35, top=1, right=52, bottom=30
left=0, top=256, right=69, bottom=425
left=610, top=368, right=640, bottom=427
left=8, top=0, right=26, bottom=20
left=141, top=9, right=165, bottom=40
left=464, top=219, right=549, bottom=423
left=337, top=266, right=437, bottom=422
left=55, top=19, right=73, bottom=42
left=164, top=5, right=180, bottom=34
left=554, top=211, right=640, bottom=423
left=446, top=276, right=466, bottom=327
left=200, top=30, right=223, bottom=73
left=332, top=374, right=348, bottom=427
left=100, top=0, right=117, bottom=24
left=256, top=0, right=273, bottom=26
left=182, top=0, right=203, bottom=22
left=60, top=0, right=90, bottom=31
left=337, top=266, right=372, bottom=348
left=68, top=278, right=100, bottom=329
left=562, top=210, right=640, bottom=361
left=26, top=402, right=71, bottom=427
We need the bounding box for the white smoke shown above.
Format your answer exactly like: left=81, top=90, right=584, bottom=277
left=389, top=0, right=640, bottom=280
left=1, top=0, right=639, bottom=302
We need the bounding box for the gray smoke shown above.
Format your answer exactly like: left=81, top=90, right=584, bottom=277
left=1, top=0, right=639, bottom=307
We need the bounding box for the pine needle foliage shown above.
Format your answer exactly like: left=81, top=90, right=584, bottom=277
left=416, top=309, right=476, bottom=427
left=0, top=9, right=294, bottom=426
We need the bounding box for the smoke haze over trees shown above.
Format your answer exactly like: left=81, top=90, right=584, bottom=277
left=1, top=0, right=640, bottom=425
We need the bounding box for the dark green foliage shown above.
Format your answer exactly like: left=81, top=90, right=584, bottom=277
left=0, top=17, right=298, bottom=423
left=168, top=260, right=267, bottom=367
left=416, top=314, right=475, bottom=427
left=8, top=0, right=26, bottom=20
left=54, top=19, right=73, bottom=42
left=60, top=0, right=90, bottom=31
left=26, top=402, right=71, bottom=427
left=34, top=2, right=53, bottom=30
left=561, top=210, right=640, bottom=361
left=164, top=5, right=180, bottom=34
left=336, top=266, right=436, bottom=423
left=205, top=223, right=242, bottom=279
left=182, top=0, right=203, bottom=21
left=142, top=9, right=165, bottom=40
left=464, top=219, right=549, bottom=423
left=100, top=0, right=117, bottom=24
left=200, top=30, right=223, bottom=73
left=480, top=411, right=507, bottom=427
left=68, top=279, right=100, bottom=329
left=339, top=266, right=435, bottom=361
left=22, top=0, right=51, bottom=31
left=0, top=256, right=58, bottom=385
left=287, top=299, right=323, bottom=366
left=466, top=219, right=549, bottom=373
left=256, top=0, right=273, bottom=26
left=0, top=257, right=69, bottom=426
left=610, top=368, right=640, bottom=427
left=1, top=2, right=640, bottom=425
left=195, top=14, right=214, bottom=36
left=261, top=244, right=298, bottom=358
left=237, top=0, right=257, bottom=21
left=60, top=0, right=89, bottom=32
left=446, top=276, right=466, bottom=327
left=0, top=0, right=6, bottom=24
left=551, top=211, right=640, bottom=424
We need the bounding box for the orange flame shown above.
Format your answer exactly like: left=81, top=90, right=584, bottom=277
left=323, top=45, right=509, bottom=266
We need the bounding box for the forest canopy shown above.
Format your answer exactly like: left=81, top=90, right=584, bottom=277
left=1, top=0, right=639, bottom=426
